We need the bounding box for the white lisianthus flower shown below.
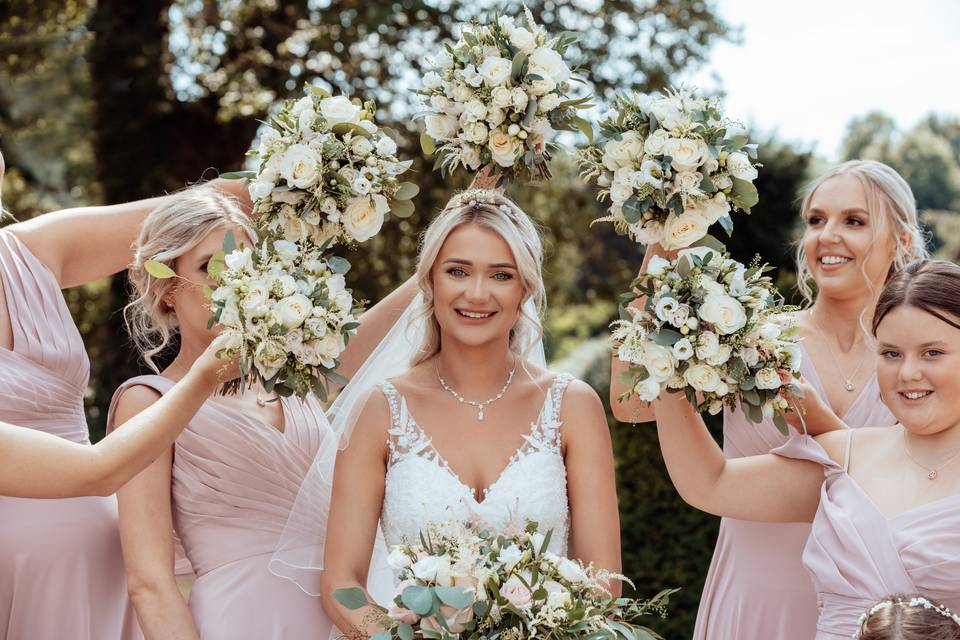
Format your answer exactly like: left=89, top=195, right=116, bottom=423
left=556, top=557, right=588, bottom=584
left=279, top=144, right=322, bottom=189
left=635, top=159, right=664, bottom=189
left=511, top=88, right=529, bottom=111
left=290, top=96, right=313, bottom=118
left=759, top=323, right=782, bottom=341
left=423, top=71, right=443, bottom=90
left=479, top=56, right=512, bottom=87
left=647, top=255, right=672, bottom=278
left=343, top=194, right=388, bottom=242
left=488, top=129, right=521, bottom=167
left=643, top=343, right=677, bottom=382
left=699, top=293, right=748, bottom=335
left=254, top=340, right=287, bottom=380
left=661, top=210, right=710, bottom=250
left=610, top=182, right=634, bottom=205
left=412, top=555, right=449, bottom=583
left=673, top=338, right=694, bottom=360
left=635, top=377, right=662, bottom=402
left=375, top=134, right=398, bottom=156
left=461, top=64, right=484, bottom=88
left=669, top=305, right=690, bottom=328
left=319, top=96, right=362, bottom=126
left=491, top=86, right=513, bottom=109
left=629, top=219, right=665, bottom=245
left=459, top=145, right=483, bottom=170
left=538, top=93, right=561, bottom=112
left=498, top=14, right=516, bottom=34
left=275, top=294, right=312, bottom=330
left=225, top=246, right=254, bottom=272
left=643, top=128, right=670, bottom=155
left=755, top=367, right=783, bottom=390
left=241, top=281, right=270, bottom=311
left=739, top=345, right=761, bottom=367
left=704, top=343, right=732, bottom=366
left=509, top=26, right=537, bottom=53
left=487, top=106, right=507, bottom=128
left=655, top=296, right=680, bottom=322
left=273, top=274, right=298, bottom=298
left=463, top=100, right=488, bottom=121
left=497, top=544, right=524, bottom=570
left=273, top=240, right=299, bottom=263
left=726, top=151, right=758, bottom=181
left=435, top=49, right=455, bottom=69
left=425, top=114, right=459, bottom=141
left=663, top=137, right=708, bottom=172
left=257, top=127, right=281, bottom=156
left=684, top=363, right=722, bottom=392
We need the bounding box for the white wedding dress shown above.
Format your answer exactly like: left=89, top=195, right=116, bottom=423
left=378, top=373, right=574, bottom=557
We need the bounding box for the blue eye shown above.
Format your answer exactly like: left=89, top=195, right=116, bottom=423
left=924, top=349, right=944, bottom=358
left=447, top=267, right=467, bottom=278
left=492, top=272, right=513, bottom=281
left=880, top=350, right=900, bottom=359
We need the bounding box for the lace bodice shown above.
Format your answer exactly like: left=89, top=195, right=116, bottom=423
left=379, top=373, right=573, bottom=557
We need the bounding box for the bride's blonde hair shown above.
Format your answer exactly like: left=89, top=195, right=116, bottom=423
left=411, top=190, right=545, bottom=366
left=124, top=186, right=254, bottom=372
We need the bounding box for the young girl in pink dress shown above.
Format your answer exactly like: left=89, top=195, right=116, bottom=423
left=109, top=187, right=416, bottom=639
left=610, top=160, right=927, bottom=639
left=653, top=259, right=960, bottom=640
left=0, top=148, right=249, bottom=640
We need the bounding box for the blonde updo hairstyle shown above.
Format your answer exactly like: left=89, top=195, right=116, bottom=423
left=124, top=186, right=255, bottom=372
left=411, top=190, right=546, bottom=366
left=856, top=594, right=960, bottom=640
left=795, top=159, right=928, bottom=305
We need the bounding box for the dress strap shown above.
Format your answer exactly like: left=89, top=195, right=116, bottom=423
left=377, top=380, right=403, bottom=430
left=842, top=428, right=855, bottom=473
left=537, top=373, right=575, bottom=447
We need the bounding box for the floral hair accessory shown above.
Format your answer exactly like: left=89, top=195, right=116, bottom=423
left=854, top=595, right=960, bottom=638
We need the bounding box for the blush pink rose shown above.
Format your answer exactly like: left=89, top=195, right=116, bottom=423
left=499, top=575, right=533, bottom=609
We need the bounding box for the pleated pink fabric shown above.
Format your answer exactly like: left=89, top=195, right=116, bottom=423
left=0, top=229, right=140, bottom=639
left=693, top=344, right=898, bottom=640
left=107, top=375, right=336, bottom=639
left=773, top=431, right=960, bottom=639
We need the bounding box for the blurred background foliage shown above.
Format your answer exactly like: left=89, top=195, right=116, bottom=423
left=1, top=1, right=958, bottom=636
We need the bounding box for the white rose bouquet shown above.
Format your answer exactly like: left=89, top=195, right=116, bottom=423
left=417, top=7, right=593, bottom=184
left=578, top=88, right=761, bottom=250
left=229, top=85, right=419, bottom=247
left=334, top=519, right=675, bottom=640
left=148, top=234, right=362, bottom=400
left=612, top=246, right=802, bottom=433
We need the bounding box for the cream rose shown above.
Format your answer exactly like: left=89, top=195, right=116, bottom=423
left=425, top=114, right=458, bottom=141
left=602, top=130, right=643, bottom=171
left=661, top=210, right=710, bottom=250
left=248, top=178, right=274, bottom=201
left=695, top=331, right=721, bottom=360
left=488, top=129, right=520, bottom=167
left=629, top=219, right=665, bottom=245
left=643, top=343, right=676, bottom=382
left=726, top=151, right=758, bottom=181
left=663, top=137, right=708, bottom=172
left=635, top=377, right=662, bottom=402
left=538, top=93, right=561, bottom=112
left=275, top=294, right=312, bottom=330
left=684, top=363, right=722, bottom=392
left=643, top=128, right=670, bottom=155
left=755, top=367, right=782, bottom=390
left=509, top=26, right=537, bottom=53
left=279, top=144, right=322, bottom=189
left=254, top=340, right=287, bottom=380
left=422, top=71, right=443, bottom=89
left=479, top=56, right=512, bottom=87
left=319, top=96, right=362, bottom=126
left=343, top=194, right=388, bottom=242
left=698, top=293, right=748, bottom=335
left=491, top=86, right=513, bottom=109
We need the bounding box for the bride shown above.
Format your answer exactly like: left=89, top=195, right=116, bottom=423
left=292, top=189, right=621, bottom=636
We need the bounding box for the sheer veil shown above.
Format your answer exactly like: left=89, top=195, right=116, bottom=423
left=269, top=292, right=546, bottom=600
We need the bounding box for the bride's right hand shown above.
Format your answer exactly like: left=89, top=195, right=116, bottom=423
left=192, top=334, right=241, bottom=388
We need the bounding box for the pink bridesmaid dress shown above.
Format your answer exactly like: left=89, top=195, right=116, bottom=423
left=0, top=230, right=140, bottom=639
left=107, top=375, right=336, bottom=639
left=693, top=344, right=897, bottom=640
left=774, top=430, right=960, bottom=639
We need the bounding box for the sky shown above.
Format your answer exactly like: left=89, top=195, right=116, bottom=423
left=679, top=0, right=960, bottom=159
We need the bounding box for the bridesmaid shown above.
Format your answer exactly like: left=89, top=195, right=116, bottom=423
left=109, top=187, right=416, bottom=639
left=652, top=259, right=960, bottom=640
left=609, top=160, right=928, bottom=639
left=0, top=148, right=250, bottom=639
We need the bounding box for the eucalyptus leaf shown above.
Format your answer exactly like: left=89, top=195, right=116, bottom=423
left=731, top=177, right=760, bottom=209
left=773, top=412, right=789, bottom=436
left=207, top=251, right=226, bottom=281
left=331, top=122, right=372, bottom=138
left=621, top=195, right=642, bottom=224
left=223, top=230, right=237, bottom=255
left=332, top=587, right=369, bottom=610
left=370, top=632, right=391, bottom=640
left=435, top=586, right=473, bottom=609
left=511, top=52, right=528, bottom=81
left=650, top=328, right=683, bottom=346
left=144, top=260, right=177, bottom=279
left=571, top=115, right=594, bottom=142
left=718, top=214, right=734, bottom=237
left=390, top=199, right=416, bottom=218
left=218, top=170, right=256, bottom=180
left=401, top=585, right=434, bottom=615
left=327, top=256, right=351, bottom=274
left=692, top=234, right=727, bottom=253
left=420, top=132, right=436, bottom=155
left=394, top=182, right=420, bottom=201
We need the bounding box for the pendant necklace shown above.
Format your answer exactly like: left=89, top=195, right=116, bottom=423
left=437, top=363, right=517, bottom=422
left=902, top=429, right=960, bottom=480
left=812, top=309, right=870, bottom=392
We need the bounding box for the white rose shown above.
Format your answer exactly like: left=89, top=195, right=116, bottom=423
left=698, top=293, right=748, bottom=335
left=425, top=114, right=459, bottom=141
left=351, top=136, right=373, bottom=158
left=479, top=56, right=512, bottom=87
left=241, top=281, right=270, bottom=312
left=275, top=294, right=312, bottom=330
left=684, top=363, right=722, bottom=392
left=452, top=83, right=475, bottom=102
left=248, top=178, right=274, bottom=201
left=459, top=145, right=483, bottom=170
left=635, top=377, right=662, bottom=402
left=375, top=135, right=397, bottom=156
left=646, top=255, right=671, bottom=278
left=491, top=86, right=513, bottom=109
left=225, top=247, right=254, bottom=272
left=497, top=543, right=524, bottom=570
left=669, top=305, right=690, bottom=328
left=511, top=87, right=529, bottom=111
left=387, top=547, right=411, bottom=570
left=705, top=343, right=732, bottom=366
left=602, top=131, right=643, bottom=170
left=274, top=274, right=298, bottom=298
left=343, top=194, right=388, bottom=242
left=755, top=367, right=782, bottom=390
left=351, top=175, right=372, bottom=195
left=462, top=121, right=488, bottom=144
left=509, top=26, right=537, bottom=53
left=423, top=71, right=443, bottom=89
left=498, top=15, right=516, bottom=34
left=556, top=557, right=588, bottom=584
left=463, top=100, right=488, bottom=121
left=738, top=345, right=760, bottom=367
left=319, top=96, right=362, bottom=126
left=714, top=174, right=733, bottom=190
left=320, top=197, right=339, bottom=216
left=258, top=127, right=281, bottom=155
left=430, top=94, right=451, bottom=112
left=487, top=106, right=507, bottom=128
left=315, top=332, right=345, bottom=368
left=435, top=49, right=454, bottom=69
left=663, top=137, right=708, bottom=172
left=610, top=182, right=634, bottom=205
left=676, top=171, right=703, bottom=193
left=643, top=128, right=670, bottom=155
left=629, top=219, right=665, bottom=245
left=726, top=151, right=758, bottom=181
left=643, top=343, right=677, bottom=382
left=759, top=323, right=782, bottom=341
left=702, top=192, right=731, bottom=224
left=673, top=338, right=694, bottom=360
left=488, top=129, right=521, bottom=167
left=661, top=210, right=710, bottom=250
left=695, top=331, right=720, bottom=360
left=412, top=555, right=451, bottom=584
left=273, top=240, right=299, bottom=263
left=538, top=93, right=561, bottom=112
left=279, top=144, right=322, bottom=189
left=254, top=340, right=287, bottom=380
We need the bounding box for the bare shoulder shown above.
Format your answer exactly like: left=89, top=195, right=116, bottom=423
left=814, top=429, right=848, bottom=466
left=557, top=376, right=608, bottom=440
left=815, top=426, right=891, bottom=467
left=349, top=385, right=394, bottom=444
left=112, top=384, right=164, bottom=427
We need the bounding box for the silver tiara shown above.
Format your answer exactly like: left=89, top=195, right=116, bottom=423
left=854, top=596, right=960, bottom=638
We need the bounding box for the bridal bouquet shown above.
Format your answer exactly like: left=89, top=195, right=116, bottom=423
left=578, top=88, right=760, bottom=250
left=334, top=520, right=674, bottom=640
left=237, top=85, right=418, bottom=246
left=417, top=7, right=593, bottom=183
left=612, top=246, right=802, bottom=432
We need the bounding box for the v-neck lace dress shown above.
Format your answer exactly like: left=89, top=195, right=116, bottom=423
left=378, top=373, right=573, bottom=556
left=107, top=375, right=337, bottom=639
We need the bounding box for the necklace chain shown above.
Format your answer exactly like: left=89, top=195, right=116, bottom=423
left=902, top=429, right=960, bottom=480
left=811, top=309, right=870, bottom=393
left=437, top=363, right=517, bottom=422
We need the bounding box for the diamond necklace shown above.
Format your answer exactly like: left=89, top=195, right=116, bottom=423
left=902, top=429, right=960, bottom=480
left=811, top=309, right=871, bottom=392
left=437, top=362, right=517, bottom=422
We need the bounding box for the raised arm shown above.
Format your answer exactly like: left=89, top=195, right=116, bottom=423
left=562, top=380, right=622, bottom=595
left=320, top=391, right=392, bottom=636
left=10, top=177, right=251, bottom=288
left=610, top=244, right=667, bottom=423
left=651, top=389, right=829, bottom=523
left=0, top=342, right=231, bottom=499
left=113, top=386, right=201, bottom=640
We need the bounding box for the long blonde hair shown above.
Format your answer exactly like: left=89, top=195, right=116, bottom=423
left=795, top=159, right=928, bottom=305
left=411, top=190, right=546, bottom=366
left=124, top=186, right=254, bottom=371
